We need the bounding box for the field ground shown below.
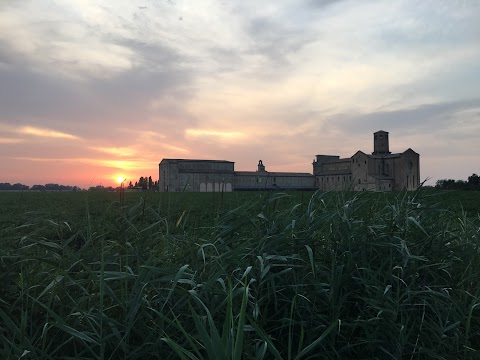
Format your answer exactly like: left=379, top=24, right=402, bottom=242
left=1, top=189, right=479, bottom=227
left=1, top=189, right=480, bottom=359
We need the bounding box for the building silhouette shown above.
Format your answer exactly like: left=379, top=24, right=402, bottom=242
left=159, top=131, right=420, bottom=192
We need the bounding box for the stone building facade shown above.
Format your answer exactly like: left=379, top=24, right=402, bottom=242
left=159, top=159, right=235, bottom=192
left=159, top=131, right=420, bottom=192
left=313, top=130, right=420, bottom=191
left=234, top=160, right=314, bottom=191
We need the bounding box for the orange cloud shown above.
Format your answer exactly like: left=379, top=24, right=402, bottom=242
left=13, top=157, right=153, bottom=170
left=162, top=144, right=189, bottom=153
left=19, top=126, right=80, bottom=139
left=90, top=146, right=137, bottom=157
left=90, top=159, right=153, bottom=170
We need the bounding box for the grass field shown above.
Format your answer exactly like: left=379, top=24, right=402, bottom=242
left=1, top=189, right=480, bottom=359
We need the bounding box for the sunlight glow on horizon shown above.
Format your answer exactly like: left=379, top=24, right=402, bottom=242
left=115, top=175, right=127, bottom=184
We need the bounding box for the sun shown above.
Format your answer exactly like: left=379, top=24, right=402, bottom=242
left=116, top=176, right=126, bottom=184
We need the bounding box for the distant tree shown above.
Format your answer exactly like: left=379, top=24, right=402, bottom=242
left=468, top=173, right=480, bottom=186
left=29, top=183, right=80, bottom=191
left=88, top=185, right=114, bottom=192
left=0, top=182, right=29, bottom=190
left=128, top=181, right=133, bottom=189
left=133, top=176, right=155, bottom=190
left=436, top=179, right=452, bottom=190
left=436, top=174, right=480, bottom=190
left=138, top=177, right=145, bottom=189
left=0, top=183, right=11, bottom=190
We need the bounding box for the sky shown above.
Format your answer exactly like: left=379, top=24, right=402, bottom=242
left=0, top=0, right=479, bottom=188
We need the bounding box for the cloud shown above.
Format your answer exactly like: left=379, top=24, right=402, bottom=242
left=0, top=2, right=135, bottom=79
left=161, top=144, right=189, bottom=153
left=328, top=98, right=480, bottom=136
left=185, top=129, right=246, bottom=140
left=13, top=157, right=153, bottom=170
left=0, top=123, right=81, bottom=140
left=87, top=159, right=153, bottom=170
left=18, top=126, right=81, bottom=140
left=0, top=137, right=24, bottom=144
left=304, top=0, right=346, bottom=9
left=90, top=146, right=137, bottom=157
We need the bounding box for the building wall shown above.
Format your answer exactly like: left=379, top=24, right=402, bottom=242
left=313, top=132, right=420, bottom=192
left=392, top=150, right=420, bottom=191
left=159, top=131, right=420, bottom=192
left=351, top=152, right=374, bottom=191
left=316, top=173, right=353, bottom=191
left=234, top=173, right=314, bottom=190
left=159, top=159, right=234, bottom=192
left=313, top=156, right=353, bottom=191
left=177, top=172, right=235, bottom=192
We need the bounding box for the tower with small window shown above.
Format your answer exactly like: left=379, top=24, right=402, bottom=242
left=373, top=130, right=391, bottom=155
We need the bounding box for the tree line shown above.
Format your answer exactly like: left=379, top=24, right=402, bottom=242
left=127, top=176, right=158, bottom=190
left=435, top=173, right=480, bottom=190
left=0, top=175, right=159, bottom=192
left=0, top=183, right=81, bottom=191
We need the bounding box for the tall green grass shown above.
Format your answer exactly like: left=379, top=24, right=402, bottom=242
left=1, top=190, right=479, bottom=359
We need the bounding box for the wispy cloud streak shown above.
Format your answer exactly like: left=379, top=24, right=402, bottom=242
left=19, top=126, right=80, bottom=140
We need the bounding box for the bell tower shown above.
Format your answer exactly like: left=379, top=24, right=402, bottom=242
left=257, top=160, right=266, bottom=172
left=373, top=130, right=391, bottom=155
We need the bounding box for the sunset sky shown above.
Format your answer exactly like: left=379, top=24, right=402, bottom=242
left=1, top=0, right=479, bottom=188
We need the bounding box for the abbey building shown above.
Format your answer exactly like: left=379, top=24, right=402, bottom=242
left=159, top=131, right=420, bottom=192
